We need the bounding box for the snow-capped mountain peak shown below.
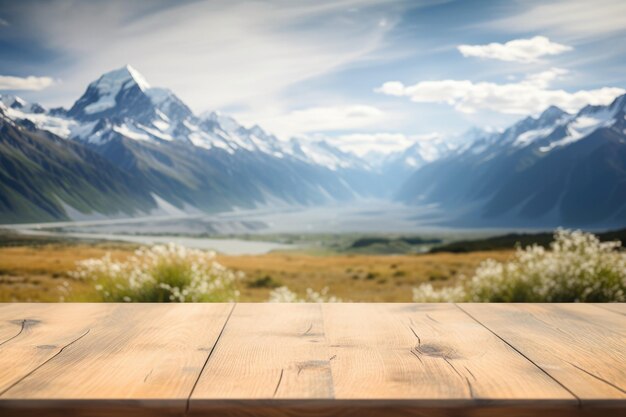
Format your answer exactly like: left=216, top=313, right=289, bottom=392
left=537, top=93, right=625, bottom=152
left=4, top=65, right=379, bottom=173
left=538, top=105, right=568, bottom=122
left=124, top=65, right=150, bottom=90
left=0, top=94, right=46, bottom=114
left=499, top=105, right=571, bottom=148
left=201, top=111, right=243, bottom=134
left=91, top=65, right=150, bottom=94
left=68, top=65, right=155, bottom=122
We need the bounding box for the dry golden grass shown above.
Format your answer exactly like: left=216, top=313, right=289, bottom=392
left=0, top=244, right=513, bottom=302
left=0, top=244, right=133, bottom=302
left=221, top=251, right=513, bottom=301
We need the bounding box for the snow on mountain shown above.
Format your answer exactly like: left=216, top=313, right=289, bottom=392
left=0, top=94, right=45, bottom=114
left=458, top=98, right=624, bottom=155
left=146, top=87, right=193, bottom=122
left=380, top=134, right=457, bottom=175
left=201, top=111, right=242, bottom=133
left=397, top=93, right=626, bottom=227
left=538, top=96, right=625, bottom=152
left=68, top=65, right=160, bottom=125
left=286, top=138, right=369, bottom=171
left=86, top=65, right=150, bottom=115
left=0, top=94, right=78, bottom=137
left=83, top=66, right=148, bottom=114
left=197, top=112, right=292, bottom=156
left=198, top=112, right=369, bottom=168
left=444, top=106, right=574, bottom=160
left=433, top=95, right=626, bottom=163
left=4, top=65, right=378, bottom=173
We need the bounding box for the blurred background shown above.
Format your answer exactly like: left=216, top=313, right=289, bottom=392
left=1, top=0, right=625, bottom=303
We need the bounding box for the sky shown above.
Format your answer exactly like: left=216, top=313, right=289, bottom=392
left=1, top=0, right=625, bottom=155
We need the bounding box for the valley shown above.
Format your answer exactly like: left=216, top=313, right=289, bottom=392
left=2, top=65, right=626, bottom=229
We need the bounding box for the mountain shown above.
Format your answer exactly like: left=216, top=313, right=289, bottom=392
left=397, top=94, right=626, bottom=227
left=377, top=135, right=458, bottom=194
left=4, top=64, right=624, bottom=227
left=0, top=104, right=156, bottom=223
left=0, top=66, right=384, bottom=222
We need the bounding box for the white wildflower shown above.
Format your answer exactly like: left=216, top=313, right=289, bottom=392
left=412, top=230, right=626, bottom=302
left=71, top=243, right=241, bottom=302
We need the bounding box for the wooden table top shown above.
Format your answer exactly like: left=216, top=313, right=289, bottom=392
left=0, top=303, right=624, bottom=416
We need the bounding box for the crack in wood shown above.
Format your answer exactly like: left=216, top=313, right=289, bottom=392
left=564, top=360, right=626, bottom=394
left=143, top=368, right=154, bottom=383
left=465, top=376, right=475, bottom=399
left=185, top=303, right=236, bottom=416
left=407, top=320, right=427, bottom=366
left=408, top=325, right=421, bottom=346
left=454, top=303, right=582, bottom=407
left=464, top=365, right=477, bottom=381
left=442, top=356, right=474, bottom=398
left=273, top=368, right=284, bottom=397
left=0, top=328, right=91, bottom=397
left=409, top=349, right=424, bottom=364
left=0, top=319, right=27, bottom=347
left=426, top=313, right=439, bottom=323
left=407, top=319, right=421, bottom=347
left=301, top=322, right=313, bottom=337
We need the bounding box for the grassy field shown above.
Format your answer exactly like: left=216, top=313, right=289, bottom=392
left=0, top=240, right=512, bottom=302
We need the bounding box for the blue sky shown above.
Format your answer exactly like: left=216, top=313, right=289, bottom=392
left=1, top=0, right=625, bottom=154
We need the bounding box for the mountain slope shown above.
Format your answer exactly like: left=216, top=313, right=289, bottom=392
left=0, top=66, right=385, bottom=222
left=397, top=95, right=626, bottom=227
left=0, top=107, right=156, bottom=223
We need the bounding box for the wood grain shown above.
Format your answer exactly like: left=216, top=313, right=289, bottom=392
left=0, top=303, right=110, bottom=394
left=0, top=303, right=625, bottom=417
left=0, top=303, right=232, bottom=416
left=323, top=303, right=573, bottom=402
left=460, top=303, right=626, bottom=403
left=190, top=303, right=333, bottom=402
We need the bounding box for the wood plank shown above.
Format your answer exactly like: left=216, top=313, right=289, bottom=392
left=0, top=303, right=624, bottom=417
left=0, top=303, right=111, bottom=394
left=322, top=303, right=573, bottom=404
left=1, top=303, right=233, bottom=417
left=460, top=303, right=626, bottom=403
left=593, top=303, right=626, bottom=316
left=190, top=303, right=333, bottom=406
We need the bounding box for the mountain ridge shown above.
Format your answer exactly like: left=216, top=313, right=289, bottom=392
left=397, top=94, right=626, bottom=227
left=2, top=65, right=626, bottom=227
left=0, top=66, right=385, bottom=222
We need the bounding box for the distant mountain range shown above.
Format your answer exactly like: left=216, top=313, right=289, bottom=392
left=0, top=66, right=383, bottom=223
left=397, top=95, right=626, bottom=228
left=1, top=65, right=626, bottom=228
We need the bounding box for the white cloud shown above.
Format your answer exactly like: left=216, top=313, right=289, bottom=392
left=326, top=132, right=441, bottom=156
left=490, top=0, right=626, bottom=40
left=0, top=75, right=55, bottom=91
left=375, top=68, right=625, bottom=115
left=245, top=104, right=387, bottom=138
left=458, top=36, right=572, bottom=63
left=22, top=0, right=405, bottom=111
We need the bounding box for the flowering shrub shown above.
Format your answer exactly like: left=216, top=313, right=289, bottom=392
left=413, top=230, right=626, bottom=302
left=71, top=243, right=241, bottom=302
left=268, top=286, right=342, bottom=302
